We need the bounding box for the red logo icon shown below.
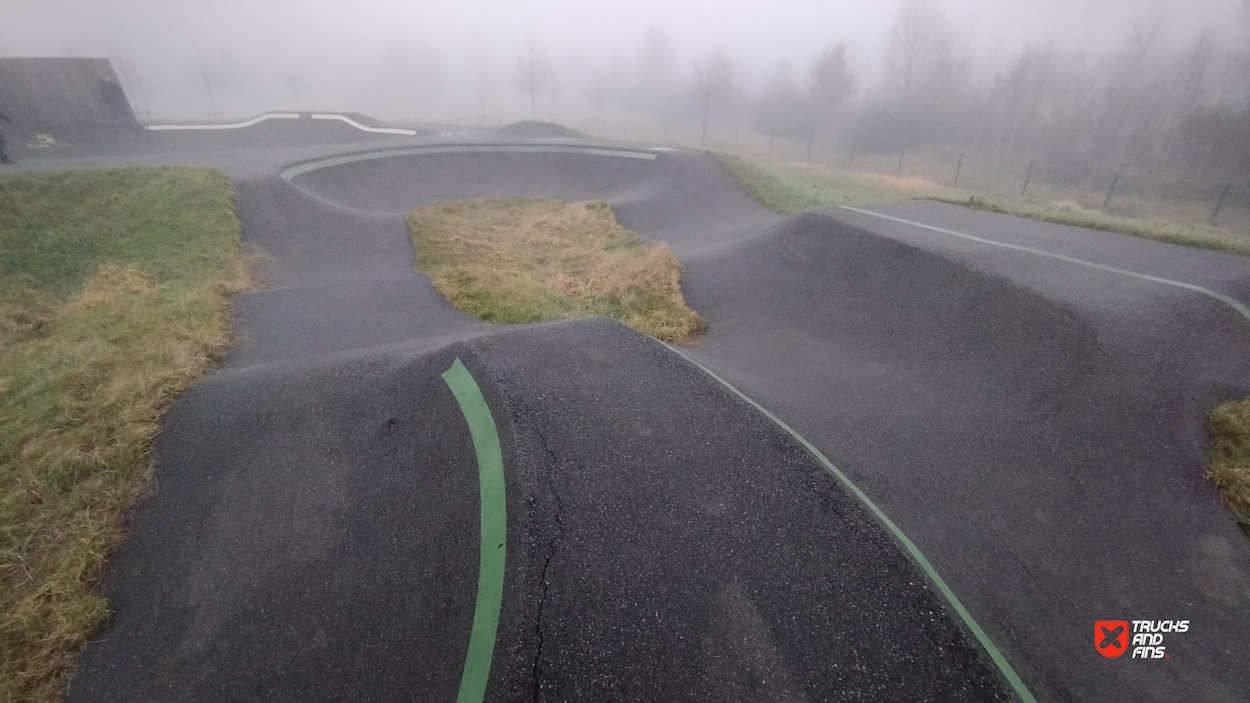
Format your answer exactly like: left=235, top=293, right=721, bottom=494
left=1095, top=620, right=1129, bottom=658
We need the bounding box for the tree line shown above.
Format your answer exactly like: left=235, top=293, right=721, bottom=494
left=513, top=1, right=1250, bottom=193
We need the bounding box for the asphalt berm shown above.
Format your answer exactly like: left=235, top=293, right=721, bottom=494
left=46, top=119, right=1250, bottom=702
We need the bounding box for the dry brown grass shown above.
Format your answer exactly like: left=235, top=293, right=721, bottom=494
left=1209, top=401, right=1250, bottom=528
left=407, top=198, right=707, bottom=343
left=0, top=167, right=247, bottom=702
left=710, top=152, right=946, bottom=213
left=713, top=150, right=1250, bottom=256
left=853, top=172, right=944, bottom=194
left=941, top=194, right=1250, bottom=257
left=240, top=242, right=276, bottom=291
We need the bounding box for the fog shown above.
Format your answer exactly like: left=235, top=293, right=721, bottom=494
left=4, top=1, right=1249, bottom=198
left=2, top=1, right=1239, bottom=120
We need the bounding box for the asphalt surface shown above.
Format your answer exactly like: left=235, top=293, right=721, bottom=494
left=32, top=118, right=1250, bottom=702
left=678, top=207, right=1250, bottom=702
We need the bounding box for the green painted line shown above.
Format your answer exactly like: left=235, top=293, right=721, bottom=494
left=442, top=358, right=507, bottom=703
left=669, top=349, right=1037, bottom=703
left=842, top=205, right=1250, bottom=326
left=281, top=143, right=657, bottom=180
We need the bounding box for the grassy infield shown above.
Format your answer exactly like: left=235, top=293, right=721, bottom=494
left=0, top=168, right=248, bottom=701
left=406, top=198, right=706, bottom=343
left=0, top=148, right=1247, bottom=700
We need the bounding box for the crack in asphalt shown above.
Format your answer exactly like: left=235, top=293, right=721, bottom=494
left=531, top=425, right=565, bottom=703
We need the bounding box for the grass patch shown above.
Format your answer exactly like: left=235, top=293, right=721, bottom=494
left=709, top=152, right=842, bottom=213
left=711, top=150, right=1249, bottom=257
left=941, top=194, right=1250, bottom=257
left=1209, top=401, right=1250, bottom=531
left=499, top=120, right=591, bottom=139
left=407, top=198, right=707, bottom=343
left=525, top=120, right=591, bottom=138
left=0, top=166, right=248, bottom=702
left=709, top=151, right=945, bottom=213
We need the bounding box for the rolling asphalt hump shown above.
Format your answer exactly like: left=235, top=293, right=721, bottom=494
left=57, top=121, right=1250, bottom=701
left=67, top=320, right=1012, bottom=701
left=680, top=206, right=1250, bottom=702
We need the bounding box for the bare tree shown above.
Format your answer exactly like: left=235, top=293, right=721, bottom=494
left=587, top=53, right=628, bottom=132
left=190, top=48, right=241, bottom=121
left=588, top=71, right=608, bottom=131
left=1162, top=33, right=1219, bottom=164
left=803, top=44, right=855, bottom=158
left=990, top=45, right=1062, bottom=158
left=515, top=40, right=553, bottom=121
left=883, top=1, right=967, bottom=148
left=632, top=25, right=677, bottom=113
left=836, top=2, right=1250, bottom=192
left=108, top=46, right=146, bottom=118
left=886, top=0, right=948, bottom=106
left=195, top=54, right=221, bottom=119
left=753, top=63, right=804, bottom=149
left=1094, top=22, right=1165, bottom=168
left=693, top=54, right=733, bottom=146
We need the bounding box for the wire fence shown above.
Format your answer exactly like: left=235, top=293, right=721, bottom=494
left=554, top=116, right=1250, bottom=235
left=865, top=147, right=1250, bottom=230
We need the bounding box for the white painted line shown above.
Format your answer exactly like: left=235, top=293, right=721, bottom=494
left=310, top=113, right=417, bottom=136
left=281, top=144, right=657, bottom=181
left=841, top=206, right=1250, bottom=325
left=145, top=112, right=300, bottom=131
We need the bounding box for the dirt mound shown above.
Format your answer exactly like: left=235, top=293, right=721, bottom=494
left=492, top=120, right=587, bottom=139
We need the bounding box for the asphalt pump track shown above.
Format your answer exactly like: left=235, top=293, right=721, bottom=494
left=51, top=123, right=1250, bottom=702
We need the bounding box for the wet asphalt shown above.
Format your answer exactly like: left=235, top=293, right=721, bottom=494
left=42, top=121, right=1250, bottom=702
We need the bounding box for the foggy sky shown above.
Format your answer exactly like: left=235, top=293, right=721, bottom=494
left=2, top=0, right=1244, bottom=121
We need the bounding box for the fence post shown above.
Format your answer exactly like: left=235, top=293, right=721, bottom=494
left=1103, top=173, right=1120, bottom=208
left=953, top=153, right=964, bottom=188
left=1021, top=162, right=1034, bottom=196
left=1211, top=184, right=1231, bottom=225
left=897, top=146, right=906, bottom=177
